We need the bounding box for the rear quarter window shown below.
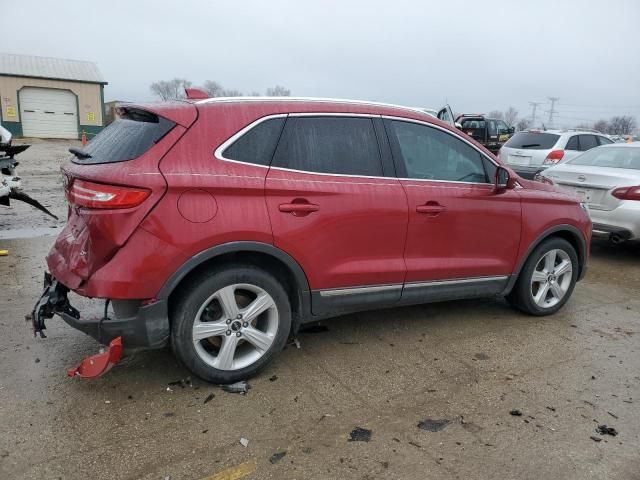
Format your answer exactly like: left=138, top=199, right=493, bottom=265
left=503, top=132, right=560, bottom=150
left=73, top=108, right=175, bottom=164
left=221, top=117, right=285, bottom=166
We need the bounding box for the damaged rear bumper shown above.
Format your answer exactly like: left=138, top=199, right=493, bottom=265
left=31, top=272, right=170, bottom=349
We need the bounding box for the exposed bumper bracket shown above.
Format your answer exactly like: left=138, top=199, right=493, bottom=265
left=30, top=272, right=79, bottom=338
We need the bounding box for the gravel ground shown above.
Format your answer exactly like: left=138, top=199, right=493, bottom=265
left=0, top=140, right=639, bottom=480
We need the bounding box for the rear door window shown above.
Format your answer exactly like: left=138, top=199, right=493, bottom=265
left=578, top=135, right=598, bottom=151
left=272, top=116, right=383, bottom=176
left=73, top=108, right=175, bottom=164
left=503, top=132, right=560, bottom=150
left=565, top=136, right=579, bottom=150
left=222, top=117, right=285, bottom=166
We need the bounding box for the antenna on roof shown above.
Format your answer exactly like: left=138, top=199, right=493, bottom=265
left=184, top=88, right=209, bottom=100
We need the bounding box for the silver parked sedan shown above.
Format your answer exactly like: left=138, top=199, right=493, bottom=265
left=541, top=143, right=640, bottom=243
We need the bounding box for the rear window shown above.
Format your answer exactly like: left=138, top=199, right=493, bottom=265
left=71, top=108, right=175, bottom=164
left=567, top=147, right=640, bottom=169
left=503, top=132, right=560, bottom=150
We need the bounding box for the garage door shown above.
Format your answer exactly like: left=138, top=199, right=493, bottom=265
left=19, top=88, right=78, bottom=139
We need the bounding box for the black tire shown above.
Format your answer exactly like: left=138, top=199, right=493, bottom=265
left=170, top=264, right=291, bottom=384
left=507, top=237, right=579, bottom=316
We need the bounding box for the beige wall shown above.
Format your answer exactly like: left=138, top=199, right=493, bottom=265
left=0, top=76, right=103, bottom=126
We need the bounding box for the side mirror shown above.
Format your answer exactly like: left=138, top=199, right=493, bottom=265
left=508, top=126, right=515, bottom=134
left=495, top=166, right=515, bottom=191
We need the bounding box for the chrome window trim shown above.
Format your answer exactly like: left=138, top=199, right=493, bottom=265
left=213, top=113, right=287, bottom=168
left=318, top=275, right=509, bottom=297
left=213, top=112, right=503, bottom=187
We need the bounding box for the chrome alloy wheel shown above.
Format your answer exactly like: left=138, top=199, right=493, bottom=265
left=192, top=283, right=279, bottom=371
left=530, top=249, right=573, bottom=308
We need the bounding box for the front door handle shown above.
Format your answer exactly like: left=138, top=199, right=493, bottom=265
left=279, top=201, right=319, bottom=216
left=416, top=202, right=446, bottom=215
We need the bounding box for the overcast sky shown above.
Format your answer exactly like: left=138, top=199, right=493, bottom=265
left=4, top=0, right=640, bottom=127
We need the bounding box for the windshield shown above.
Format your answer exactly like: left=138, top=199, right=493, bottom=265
left=567, top=146, right=640, bottom=169
left=503, top=132, right=560, bottom=150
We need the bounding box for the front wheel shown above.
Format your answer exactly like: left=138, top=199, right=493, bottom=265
left=507, top=237, right=578, bottom=316
left=171, top=265, right=291, bottom=384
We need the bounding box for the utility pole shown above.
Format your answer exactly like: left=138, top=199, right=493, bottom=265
left=546, top=97, right=559, bottom=128
left=528, top=101, right=542, bottom=127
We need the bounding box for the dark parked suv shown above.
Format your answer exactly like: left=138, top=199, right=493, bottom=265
left=33, top=96, right=591, bottom=383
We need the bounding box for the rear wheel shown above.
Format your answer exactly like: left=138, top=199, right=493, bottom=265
left=507, top=237, right=578, bottom=315
left=171, top=265, right=291, bottom=384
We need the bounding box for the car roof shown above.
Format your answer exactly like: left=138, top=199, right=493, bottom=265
left=522, top=129, right=607, bottom=136
left=597, top=141, right=640, bottom=148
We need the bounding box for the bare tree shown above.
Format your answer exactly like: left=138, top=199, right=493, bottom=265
left=266, top=85, right=291, bottom=97
left=593, top=119, right=609, bottom=133
left=488, top=110, right=504, bottom=120
left=608, top=116, right=637, bottom=135
left=150, top=78, right=192, bottom=101
left=504, top=107, right=518, bottom=127
left=250, top=91, right=261, bottom=96
left=220, top=89, right=244, bottom=97
left=516, top=118, right=531, bottom=131
left=202, top=80, right=224, bottom=97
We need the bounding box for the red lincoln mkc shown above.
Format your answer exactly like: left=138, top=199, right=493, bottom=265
left=32, top=95, right=591, bottom=383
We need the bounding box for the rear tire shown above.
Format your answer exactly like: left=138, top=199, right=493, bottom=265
left=170, top=265, right=291, bottom=384
left=507, top=237, right=578, bottom=316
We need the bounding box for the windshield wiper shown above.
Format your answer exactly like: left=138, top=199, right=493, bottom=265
left=68, top=147, right=92, bottom=159
left=520, top=144, right=541, bottom=149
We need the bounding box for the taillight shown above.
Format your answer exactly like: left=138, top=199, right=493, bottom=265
left=66, top=179, right=150, bottom=209
left=612, top=185, right=640, bottom=201
left=543, top=150, right=565, bottom=164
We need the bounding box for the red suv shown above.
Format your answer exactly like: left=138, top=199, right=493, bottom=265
left=32, top=98, right=591, bottom=383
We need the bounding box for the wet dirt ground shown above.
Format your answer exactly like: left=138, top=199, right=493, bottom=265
left=1, top=140, right=639, bottom=480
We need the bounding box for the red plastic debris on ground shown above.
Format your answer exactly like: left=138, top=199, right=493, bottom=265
left=67, top=337, right=123, bottom=378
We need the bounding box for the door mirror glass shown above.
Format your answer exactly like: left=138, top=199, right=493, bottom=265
left=495, top=166, right=512, bottom=190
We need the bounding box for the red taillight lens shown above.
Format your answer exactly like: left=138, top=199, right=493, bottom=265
left=66, top=179, right=150, bottom=209
left=543, top=150, right=565, bottom=164
left=612, top=185, right=640, bottom=201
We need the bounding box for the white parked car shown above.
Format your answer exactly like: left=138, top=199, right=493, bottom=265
left=540, top=143, right=640, bottom=243
left=499, top=129, right=613, bottom=179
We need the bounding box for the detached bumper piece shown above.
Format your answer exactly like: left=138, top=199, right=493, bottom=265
left=67, top=336, right=123, bottom=378
left=31, top=272, right=79, bottom=338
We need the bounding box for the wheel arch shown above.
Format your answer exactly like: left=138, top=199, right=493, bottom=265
left=159, top=242, right=312, bottom=333
left=502, top=224, right=587, bottom=295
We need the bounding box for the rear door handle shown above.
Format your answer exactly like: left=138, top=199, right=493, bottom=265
left=279, top=201, right=319, bottom=215
left=416, top=203, right=446, bottom=215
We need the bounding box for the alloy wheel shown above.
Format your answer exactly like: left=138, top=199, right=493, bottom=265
left=530, top=249, right=573, bottom=308
left=192, top=283, right=279, bottom=371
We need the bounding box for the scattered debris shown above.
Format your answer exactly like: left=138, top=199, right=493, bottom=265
left=128, top=395, right=133, bottom=400
left=348, top=427, right=372, bottom=442
left=509, top=410, right=523, bottom=416
left=293, top=338, right=301, bottom=349
left=269, top=375, right=278, bottom=382
left=408, top=441, right=422, bottom=448
left=301, top=447, right=312, bottom=454
left=607, top=411, right=619, bottom=420
left=104, top=400, right=111, bottom=404
left=299, top=324, right=329, bottom=334
left=168, top=377, right=192, bottom=389
left=269, top=451, right=287, bottom=464
left=203, top=393, right=215, bottom=404
left=240, top=437, right=249, bottom=447
left=163, top=412, right=175, bottom=417
left=590, top=436, right=602, bottom=443
left=546, top=406, right=556, bottom=412
left=222, top=381, right=250, bottom=394
left=417, top=419, right=450, bottom=432
left=202, top=429, right=209, bottom=434
left=474, top=353, right=489, bottom=360
left=596, top=425, right=618, bottom=436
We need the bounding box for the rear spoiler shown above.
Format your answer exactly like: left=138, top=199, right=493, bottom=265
left=116, top=102, right=198, bottom=128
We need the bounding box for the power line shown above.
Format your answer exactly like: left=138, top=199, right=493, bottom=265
left=528, top=101, right=542, bottom=126
left=546, top=97, right=559, bottom=128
